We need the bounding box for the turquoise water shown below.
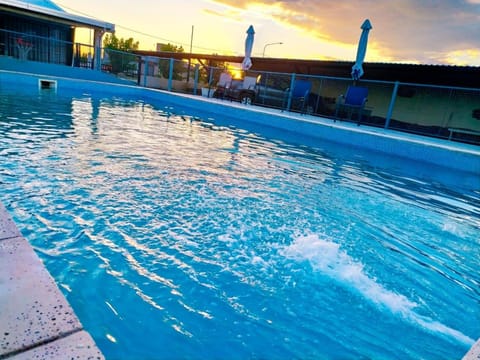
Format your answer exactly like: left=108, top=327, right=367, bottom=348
left=0, top=88, right=479, bottom=359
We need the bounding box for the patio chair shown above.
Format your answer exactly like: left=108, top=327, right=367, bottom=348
left=335, top=86, right=368, bottom=124
left=213, top=72, right=233, bottom=99
left=283, top=79, right=312, bottom=113
left=242, top=76, right=257, bottom=90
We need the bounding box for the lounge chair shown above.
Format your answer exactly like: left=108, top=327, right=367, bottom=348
left=284, top=79, right=312, bottom=113
left=215, top=75, right=258, bottom=104
left=335, top=86, right=368, bottom=124
left=213, top=72, right=233, bottom=99
left=242, top=76, right=257, bottom=90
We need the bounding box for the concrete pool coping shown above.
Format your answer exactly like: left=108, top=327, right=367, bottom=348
left=464, top=338, right=480, bottom=360
left=0, top=203, right=104, bottom=359
left=0, top=70, right=479, bottom=358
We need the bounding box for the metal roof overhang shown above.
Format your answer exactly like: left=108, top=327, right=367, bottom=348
left=0, top=0, right=115, bottom=32
left=134, top=50, right=480, bottom=88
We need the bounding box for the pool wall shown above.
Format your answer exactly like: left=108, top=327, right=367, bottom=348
left=1, top=70, right=478, bottom=178
left=0, top=56, right=132, bottom=85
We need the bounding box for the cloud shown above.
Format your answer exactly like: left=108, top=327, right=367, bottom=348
left=441, top=48, right=480, bottom=66
left=202, top=7, right=243, bottom=22
left=209, top=0, right=480, bottom=64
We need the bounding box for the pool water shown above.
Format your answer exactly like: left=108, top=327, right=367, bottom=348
left=0, top=89, right=479, bottom=359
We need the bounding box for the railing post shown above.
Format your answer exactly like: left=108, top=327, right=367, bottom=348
left=260, top=72, right=269, bottom=105
left=207, top=66, right=214, bottom=97
left=168, top=58, right=174, bottom=92
left=314, top=79, right=323, bottom=114
left=193, top=63, right=199, bottom=95
left=93, top=28, right=104, bottom=71
left=94, top=45, right=101, bottom=71
left=143, top=57, right=148, bottom=87
left=137, top=55, right=141, bottom=85
left=286, top=73, right=296, bottom=111
left=385, top=81, right=399, bottom=129
left=74, top=43, right=80, bottom=67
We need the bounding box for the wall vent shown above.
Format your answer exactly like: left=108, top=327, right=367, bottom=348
left=38, top=79, right=57, bottom=91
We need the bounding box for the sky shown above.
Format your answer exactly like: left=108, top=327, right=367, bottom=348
left=54, top=0, right=480, bottom=66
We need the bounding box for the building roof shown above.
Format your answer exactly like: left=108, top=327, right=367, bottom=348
left=17, top=0, right=63, bottom=11
left=0, top=0, right=115, bottom=31
left=135, top=50, right=480, bottom=89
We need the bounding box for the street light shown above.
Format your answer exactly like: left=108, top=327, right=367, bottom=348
left=262, top=42, right=283, bottom=57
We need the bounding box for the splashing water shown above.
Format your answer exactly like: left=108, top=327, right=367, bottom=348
left=281, top=234, right=475, bottom=346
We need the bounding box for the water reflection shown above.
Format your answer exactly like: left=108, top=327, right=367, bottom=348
left=0, top=90, right=478, bottom=360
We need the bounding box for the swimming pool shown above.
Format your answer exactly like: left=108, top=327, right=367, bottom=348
left=0, top=84, right=479, bottom=359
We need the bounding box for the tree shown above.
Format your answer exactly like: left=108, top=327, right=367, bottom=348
left=158, top=43, right=184, bottom=53
left=103, top=34, right=139, bottom=75
left=197, top=53, right=226, bottom=85
left=103, top=34, right=139, bottom=51
left=157, top=43, right=185, bottom=80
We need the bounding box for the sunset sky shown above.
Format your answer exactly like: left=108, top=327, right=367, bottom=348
left=54, top=0, right=480, bottom=66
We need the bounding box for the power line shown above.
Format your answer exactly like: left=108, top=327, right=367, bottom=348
left=55, top=1, right=230, bottom=53
left=114, top=24, right=223, bottom=53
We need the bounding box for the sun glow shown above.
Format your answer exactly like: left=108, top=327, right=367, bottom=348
left=226, top=63, right=244, bottom=79
left=444, top=49, right=480, bottom=66
left=55, top=0, right=480, bottom=66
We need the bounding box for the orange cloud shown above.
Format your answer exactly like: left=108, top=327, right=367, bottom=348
left=442, top=48, right=480, bottom=66
left=209, top=0, right=480, bottom=65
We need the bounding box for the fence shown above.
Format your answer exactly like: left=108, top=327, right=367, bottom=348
left=139, top=58, right=480, bottom=144
left=1, top=27, right=479, bottom=144
left=0, top=28, right=140, bottom=83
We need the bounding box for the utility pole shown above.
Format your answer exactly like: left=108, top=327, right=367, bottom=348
left=186, top=25, right=194, bottom=83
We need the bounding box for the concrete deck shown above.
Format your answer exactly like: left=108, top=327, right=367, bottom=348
left=464, top=338, right=480, bottom=360
left=0, top=203, right=104, bottom=359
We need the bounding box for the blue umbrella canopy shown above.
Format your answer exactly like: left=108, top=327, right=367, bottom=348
left=351, top=19, right=372, bottom=81
left=241, top=25, right=255, bottom=71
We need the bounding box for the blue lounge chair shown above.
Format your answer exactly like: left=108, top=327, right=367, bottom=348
left=284, top=79, right=312, bottom=113
left=335, top=86, right=368, bottom=124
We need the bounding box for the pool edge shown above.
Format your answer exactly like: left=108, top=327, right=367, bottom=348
left=463, top=338, right=480, bottom=360
left=0, top=202, right=104, bottom=360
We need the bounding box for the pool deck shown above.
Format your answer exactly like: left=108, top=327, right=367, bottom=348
left=0, top=203, right=104, bottom=359
left=464, top=339, right=480, bottom=360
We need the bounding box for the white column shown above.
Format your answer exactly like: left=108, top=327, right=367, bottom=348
left=93, top=28, right=105, bottom=70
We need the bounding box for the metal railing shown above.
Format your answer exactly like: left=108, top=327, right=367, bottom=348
left=1, top=28, right=73, bottom=64
left=146, top=59, right=480, bottom=145
left=0, top=28, right=140, bottom=82
left=1, top=28, right=479, bottom=145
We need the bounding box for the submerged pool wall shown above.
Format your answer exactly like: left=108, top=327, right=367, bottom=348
left=1, top=70, right=479, bottom=179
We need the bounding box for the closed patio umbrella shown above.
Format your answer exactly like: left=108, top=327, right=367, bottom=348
left=351, top=19, right=372, bottom=81
left=241, top=25, right=255, bottom=71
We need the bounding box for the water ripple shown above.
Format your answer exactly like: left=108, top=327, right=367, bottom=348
left=0, top=91, right=478, bottom=359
